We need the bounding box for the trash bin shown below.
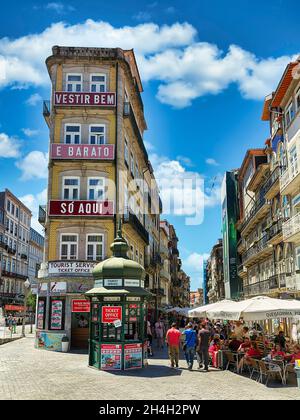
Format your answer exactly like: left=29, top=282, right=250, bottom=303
left=61, top=336, right=69, bottom=352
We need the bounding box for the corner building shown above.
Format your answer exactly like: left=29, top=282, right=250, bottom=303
left=37, top=46, right=161, bottom=351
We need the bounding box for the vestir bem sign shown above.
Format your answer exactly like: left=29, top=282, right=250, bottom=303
left=51, top=144, right=115, bottom=160
left=101, top=306, right=122, bottom=323
left=49, top=200, right=114, bottom=216
left=54, top=92, right=116, bottom=107
left=48, top=261, right=97, bottom=276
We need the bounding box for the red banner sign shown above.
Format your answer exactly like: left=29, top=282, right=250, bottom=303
left=71, top=299, right=91, bottom=313
left=49, top=200, right=114, bottom=217
left=51, top=144, right=115, bottom=160
left=54, top=92, right=116, bottom=107
left=101, top=306, right=122, bottom=323
left=5, top=305, right=25, bottom=312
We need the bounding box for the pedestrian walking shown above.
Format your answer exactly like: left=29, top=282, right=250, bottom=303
left=12, top=317, right=17, bottom=334
left=7, top=315, right=13, bottom=332
left=166, top=323, right=181, bottom=368
left=182, top=322, right=197, bottom=370
left=147, top=319, right=154, bottom=356
left=197, top=322, right=211, bottom=371
left=154, top=318, right=165, bottom=350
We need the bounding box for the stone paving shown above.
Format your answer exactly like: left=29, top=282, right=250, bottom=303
left=0, top=336, right=300, bottom=400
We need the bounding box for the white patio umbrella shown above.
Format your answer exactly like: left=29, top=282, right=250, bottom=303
left=166, top=307, right=183, bottom=313
left=206, top=295, right=300, bottom=321
left=188, top=299, right=233, bottom=318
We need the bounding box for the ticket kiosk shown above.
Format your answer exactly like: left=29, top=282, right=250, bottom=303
left=86, top=225, right=152, bottom=370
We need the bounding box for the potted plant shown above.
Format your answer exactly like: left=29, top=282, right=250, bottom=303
left=61, top=335, right=69, bottom=352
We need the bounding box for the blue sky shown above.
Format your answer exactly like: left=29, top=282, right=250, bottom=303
left=0, top=0, right=299, bottom=290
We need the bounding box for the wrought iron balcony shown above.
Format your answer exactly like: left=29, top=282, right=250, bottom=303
left=123, top=207, right=149, bottom=245
left=240, top=197, right=270, bottom=235
left=263, top=166, right=280, bottom=199
left=267, top=219, right=283, bottom=244
left=283, top=213, right=300, bottom=243
left=242, top=235, right=272, bottom=266
left=38, top=205, right=46, bottom=225
left=43, top=100, right=50, bottom=117
left=123, top=101, right=148, bottom=162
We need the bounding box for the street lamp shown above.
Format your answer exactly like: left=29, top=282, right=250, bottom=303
left=22, top=279, right=31, bottom=337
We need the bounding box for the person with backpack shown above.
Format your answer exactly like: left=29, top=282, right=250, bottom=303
left=182, top=322, right=197, bottom=370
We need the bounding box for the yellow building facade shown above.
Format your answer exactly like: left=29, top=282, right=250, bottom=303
left=37, top=46, right=161, bottom=350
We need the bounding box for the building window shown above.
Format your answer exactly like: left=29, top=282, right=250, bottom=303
left=124, top=138, right=129, bottom=166
left=89, top=125, right=105, bottom=145
left=62, top=177, right=80, bottom=200
left=6, top=200, right=10, bottom=212
left=64, top=124, right=81, bottom=144
left=90, top=74, right=106, bottom=92
left=87, top=178, right=105, bottom=200
left=60, top=234, right=78, bottom=260
left=285, top=101, right=295, bottom=127
left=130, top=152, right=135, bottom=177
left=66, top=74, right=82, bottom=92
left=86, top=234, right=104, bottom=261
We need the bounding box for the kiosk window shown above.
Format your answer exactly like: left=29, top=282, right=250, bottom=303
left=124, top=303, right=141, bottom=340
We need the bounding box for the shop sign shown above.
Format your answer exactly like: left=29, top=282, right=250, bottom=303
left=54, top=92, right=116, bottom=107
left=126, top=297, right=141, bottom=302
left=100, top=344, right=121, bottom=370
left=4, top=305, right=25, bottom=312
left=49, top=261, right=96, bottom=277
left=101, top=306, right=122, bottom=323
left=51, top=144, right=115, bottom=160
left=50, top=282, right=67, bottom=295
left=49, top=200, right=114, bottom=217
left=67, top=282, right=93, bottom=293
left=103, top=297, right=121, bottom=302
left=124, top=279, right=140, bottom=287
left=72, top=299, right=90, bottom=313
left=50, top=300, right=63, bottom=329
left=124, top=343, right=143, bottom=370
left=103, top=279, right=122, bottom=287
left=95, top=279, right=103, bottom=287
left=36, top=331, right=64, bottom=352
left=37, top=300, right=45, bottom=329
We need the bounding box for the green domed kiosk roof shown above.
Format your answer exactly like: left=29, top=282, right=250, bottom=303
left=92, top=225, right=145, bottom=280
left=86, top=220, right=151, bottom=298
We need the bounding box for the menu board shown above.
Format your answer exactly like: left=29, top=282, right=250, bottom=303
left=124, top=343, right=143, bottom=370
left=50, top=300, right=63, bottom=330
left=101, top=344, right=121, bottom=370
left=37, top=300, right=45, bottom=329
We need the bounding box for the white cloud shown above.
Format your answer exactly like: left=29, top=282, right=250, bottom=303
left=176, top=155, right=194, bottom=167
left=0, top=132, right=21, bottom=158
left=22, top=128, right=40, bottom=137
left=133, top=11, right=152, bottom=22
left=25, top=93, right=42, bottom=106
left=16, top=151, right=48, bottom=180
left=150, top=153, right=221, bottom=223
left=206, top=158, right=219, bottom=166
left=19, top=188, right=47, bottom=235
left=183, top=252, right=210, bottom=289
left=0, top=20, right=297, bottom=106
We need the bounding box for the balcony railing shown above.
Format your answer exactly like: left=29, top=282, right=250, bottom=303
left=43, top=100, right=50, bottom=117
left=263, top=166, right=280, bottom=197
left=280, top=164, right=300, bottom=193
left=1, top=271, right=27, bottom=280
left=283, top=213, right=300, bottom=241
left=123, top=207, right=149, bottom=245
left=38, top=205, right=46, bottom=224
left=123, top=102, right=148, bottom=162
left=240, top=197, right=269, bottom=233
left=0, top=239, right=6, bottom=249
left=242, top=235, right=271, bottom=265
left=160, top=268, right=171, bottom=280
left=268, top=219, right=283, bottom=241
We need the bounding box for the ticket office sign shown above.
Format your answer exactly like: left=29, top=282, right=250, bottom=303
left=101, top=306, right=122, bottom=324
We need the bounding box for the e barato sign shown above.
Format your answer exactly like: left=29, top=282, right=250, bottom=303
left=51, top=144, right=115, bottom=160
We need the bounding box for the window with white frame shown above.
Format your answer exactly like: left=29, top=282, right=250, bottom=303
left=64, top=124, right=81, bottom=144
left=60, top=234, right=78, bottom=260
left=62, top=177, right=80, bottom=200
left=285, top=101, right=295, bottom=126
left=86, top=234, right=104, bottom=261
left=89, top=125, right=105, bottom=145
left=87, top=178, right=105, bottom=200
left=124, top=138, right=129, bottom=165
left=90, top=74, right=106, bottom=92
left=66, top=74, right=82, bottom=92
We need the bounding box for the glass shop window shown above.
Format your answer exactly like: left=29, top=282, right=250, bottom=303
left=124, top=303, right=141, bottom=341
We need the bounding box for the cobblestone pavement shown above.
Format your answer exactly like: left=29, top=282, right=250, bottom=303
left=0, top=336, right=299, bottom=400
